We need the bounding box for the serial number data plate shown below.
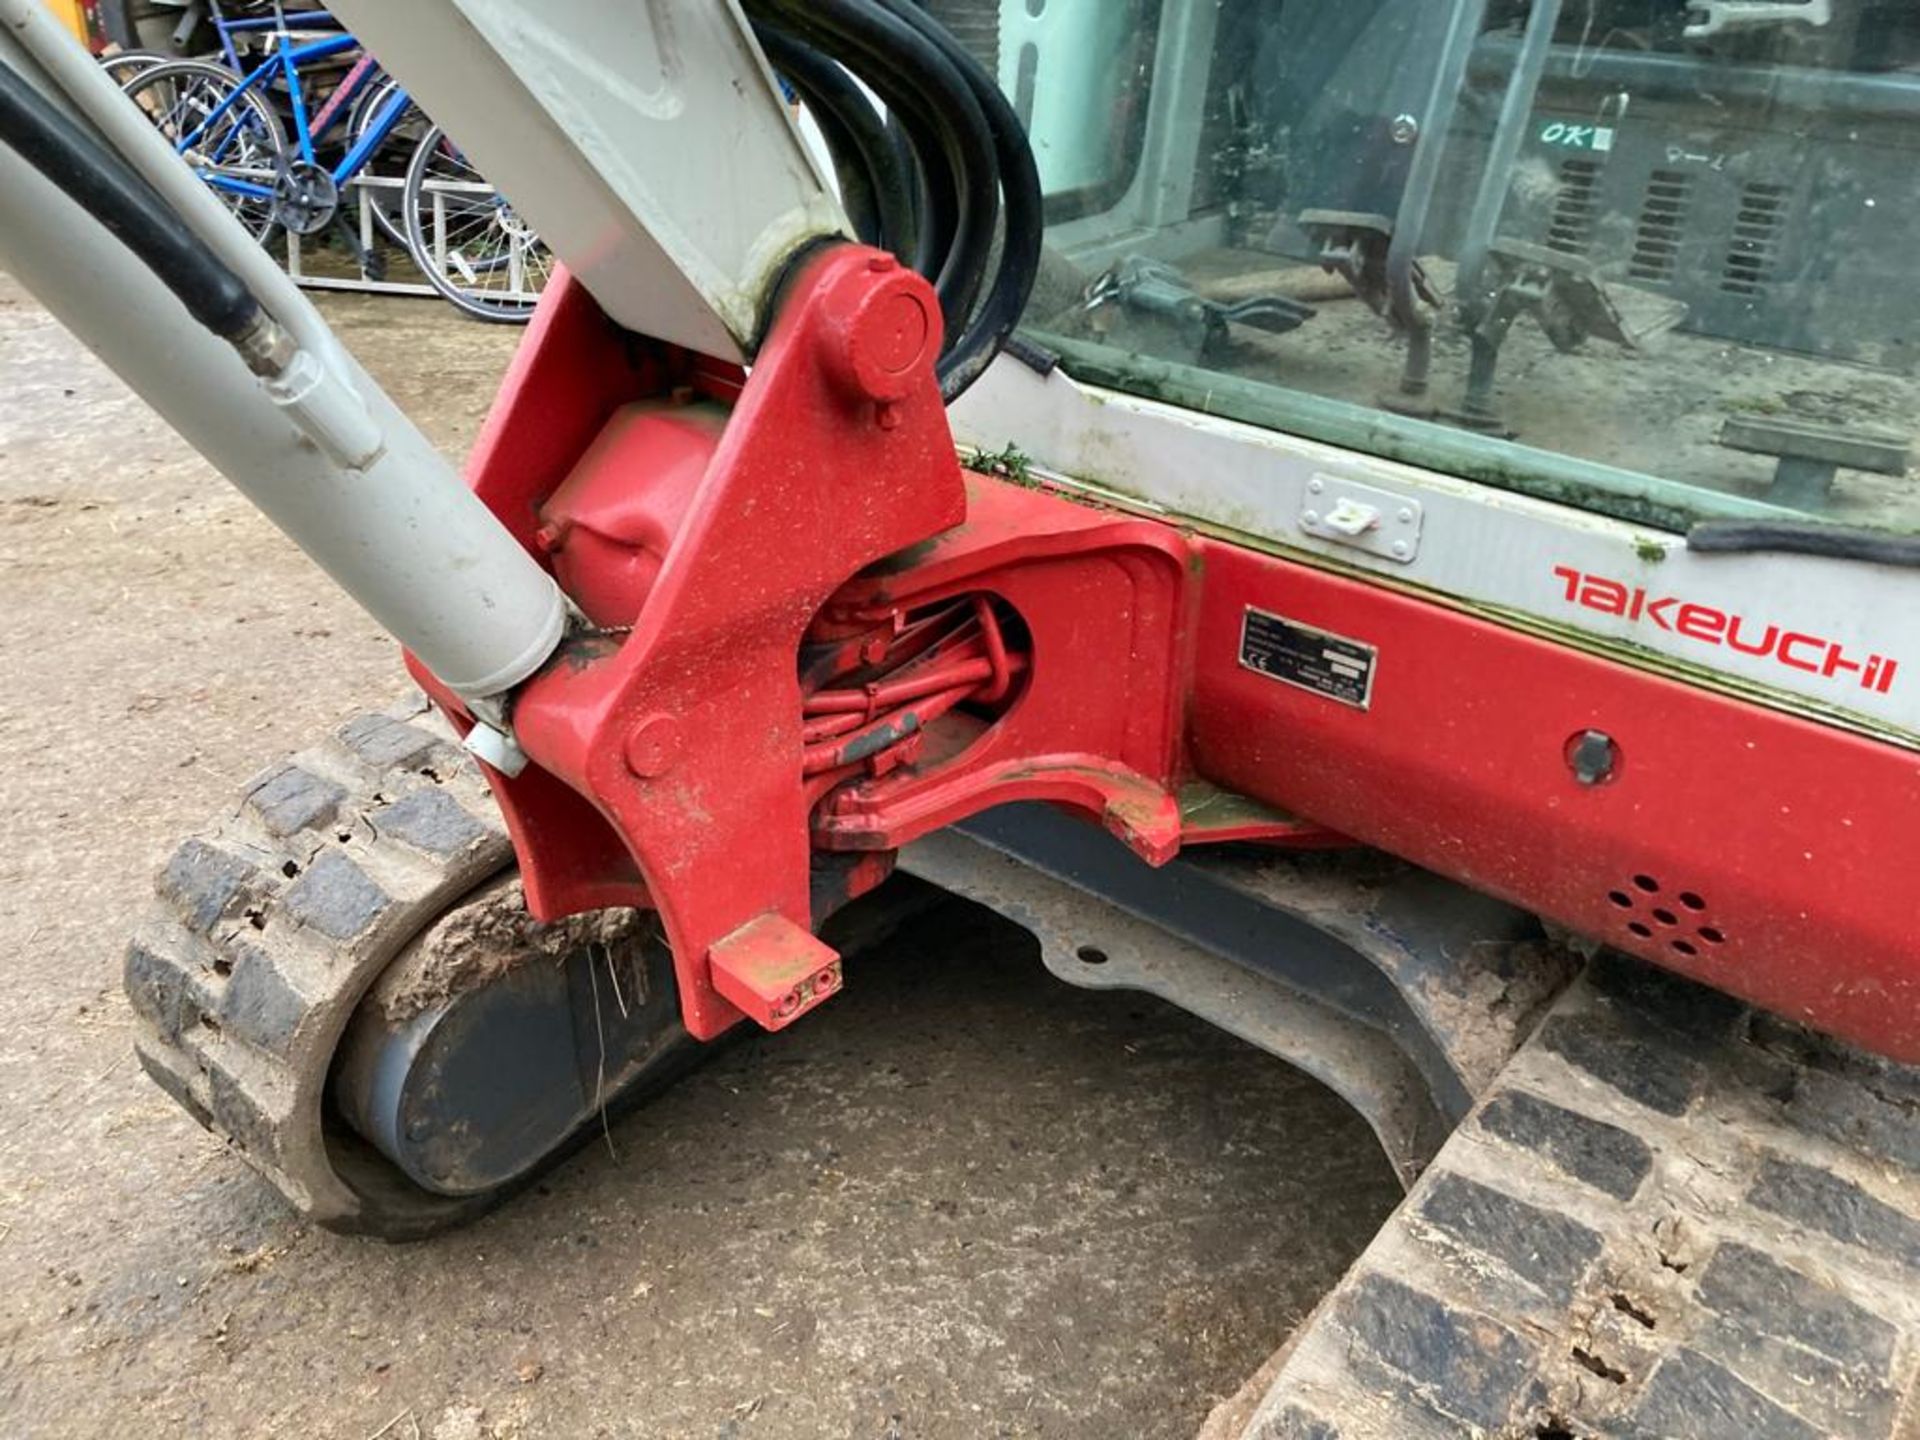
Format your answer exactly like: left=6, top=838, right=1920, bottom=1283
left=1239, top=607, right=1376, bottom=709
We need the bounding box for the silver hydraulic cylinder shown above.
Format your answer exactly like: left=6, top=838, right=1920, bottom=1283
left=0, top=7, right=566, bottom=705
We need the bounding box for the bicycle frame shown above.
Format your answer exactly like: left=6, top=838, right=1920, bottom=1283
left=210, top=8, right=340, bottom=74
left=172, top=26, right=411, bottom=202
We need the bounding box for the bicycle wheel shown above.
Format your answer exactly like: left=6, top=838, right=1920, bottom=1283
left=345, top=74, right=427, bottom=249
left=121, top=58, right=287, bottom=242
left=402, top=124, right=550, bottom=323
left=98, top=48, right=172, bottom=89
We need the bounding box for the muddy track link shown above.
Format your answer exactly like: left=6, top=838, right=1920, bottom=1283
left=1236, top=957, right=1920, bottom=1440
left=125, top=698, right=526, bottom=1239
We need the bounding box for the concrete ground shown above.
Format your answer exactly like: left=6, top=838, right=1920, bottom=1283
left=0, top=277, right=1400, bottom=1440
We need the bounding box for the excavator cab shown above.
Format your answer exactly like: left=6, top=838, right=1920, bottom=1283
left=997, top=0, right=1918, bottom=520
left=3, top=1, right=1917, bottom=1434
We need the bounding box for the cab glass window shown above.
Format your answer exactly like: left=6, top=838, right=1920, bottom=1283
left=986, top=0, right=1920, bottom=532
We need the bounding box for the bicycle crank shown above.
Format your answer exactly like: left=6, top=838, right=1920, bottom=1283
left=273, top=159, right=340, bottom=236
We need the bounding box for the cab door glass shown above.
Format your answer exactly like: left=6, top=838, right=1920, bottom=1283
left=983, top=0, right=1920, bottom=532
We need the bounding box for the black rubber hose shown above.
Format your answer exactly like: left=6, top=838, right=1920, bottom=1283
left=762, top=5, right=973, bottom=307
left=742, top=0, right=1040, bottom=399
left=1002, top=332, right=1059, bottom=377
left=878, top=0, right=1044, bottom=398
left=0, top=59, right=260, bottom=341
left=750, top=0, right=999, bottom=334
left=754, top=23, right=917, bottom=259
left=1688, top=521, right=1920, bottom=568
left=869, top=16, right=998, bottom=327
left=761, top=21, right=925, bottom=265
left=755, top=1, right=958, bottom=287
left=900, top=105, right=958, bottom=285
left=758, top=31, right=883, bottom=244
left=783, top=3, right=979, bottom=311
left=886, top=118, right=930, bottom=273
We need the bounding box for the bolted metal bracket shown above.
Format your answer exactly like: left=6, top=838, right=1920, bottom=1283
left=1300, top=474, right=1423, bottom=563
left=708, top=913, right=844, bottom=1032
left=461, top=720, right=530, bottom=777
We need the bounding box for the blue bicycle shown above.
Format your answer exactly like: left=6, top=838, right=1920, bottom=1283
left=119, top=3, right=417, bottom=246
left=121, top=4, right=547, bottom=320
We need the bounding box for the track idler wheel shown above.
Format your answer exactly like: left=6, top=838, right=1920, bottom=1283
left=330, top=876, right=685, bottom=1198
left=124, top=700, right=694, bottom=1239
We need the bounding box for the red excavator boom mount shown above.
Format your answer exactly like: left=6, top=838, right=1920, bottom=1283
left=419, top=247, right=1919, bottom=1061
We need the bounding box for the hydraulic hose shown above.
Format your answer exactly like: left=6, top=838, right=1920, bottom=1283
left=0, top=57, right=261, bottom=342
left=743, top=0, right=1040, bottom=401
left=762, top=38, right=880, bottom=243
left=754, top=0, right=998, bottom=333
left=878, top=0, right=1043, bottom=399
left=755, top=22, right=916, bottom=259
left=1688, top=521, right=1920, bottom=568
left=788, top=24, right=956, bottom=287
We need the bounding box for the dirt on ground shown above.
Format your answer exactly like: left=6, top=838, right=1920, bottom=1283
left=0, top=278, right=1400, bottom=1440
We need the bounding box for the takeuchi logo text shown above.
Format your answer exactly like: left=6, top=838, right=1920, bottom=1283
left=1553, top=566, right=1898, bottom=695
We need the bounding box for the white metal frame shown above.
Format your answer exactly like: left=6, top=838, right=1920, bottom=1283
left=953, top=356, right=1920, bottom=748
left=281, top=175, right=436, bottom=297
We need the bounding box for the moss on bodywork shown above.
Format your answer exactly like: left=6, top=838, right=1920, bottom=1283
left=965, top=442, right=1037, bottom=487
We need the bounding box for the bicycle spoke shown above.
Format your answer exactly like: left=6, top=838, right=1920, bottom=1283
left=404, top=123, right=550, bottom=321
left=123, top=60, right=285, bottom=242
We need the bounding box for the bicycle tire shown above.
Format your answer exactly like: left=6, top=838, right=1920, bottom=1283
left=401, top=123, right=548, bottom=324
left=98, top=48, right=173, bottom=89
left=120, top=58, right=287, bottom=244
left=344, top=74, right=425, bottom=250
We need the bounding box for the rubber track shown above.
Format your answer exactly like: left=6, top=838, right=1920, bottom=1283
left=124, top=697, right=519, bottom=1238
left=1238, top=956, right=1920, bottom=1439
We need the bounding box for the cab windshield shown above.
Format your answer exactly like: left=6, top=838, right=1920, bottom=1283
left=961, top=0, right=1920, bottom=532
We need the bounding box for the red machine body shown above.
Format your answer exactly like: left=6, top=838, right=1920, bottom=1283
left=414, top=246, right=1920, bottom=1063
